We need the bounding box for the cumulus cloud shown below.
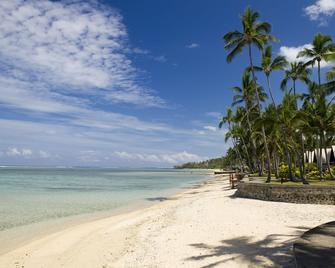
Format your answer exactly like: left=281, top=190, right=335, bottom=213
left=304, top=0, right=335, bottom=24
left=0, top=1, right=229, bottom=166
left=4, top=147, right=55, bottom=160
left=114, top=151, right=204, bottom=164
left=279, top=44, right=331, bottom=68
left=186, top=43, right=199, bottom=49
left=6, top=147, right=34, bottom=158
left=0, top=0, right=164, bottom=107
left=6, top=147, right=22, bottom=157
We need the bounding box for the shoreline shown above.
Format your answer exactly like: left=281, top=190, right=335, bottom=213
left=1, top=175, right=334, bottom=267
left=0, top=172, right=212, bottom=256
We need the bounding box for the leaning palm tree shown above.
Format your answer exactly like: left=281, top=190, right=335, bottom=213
left=219, top=108, right=245, bottom=171
left=231, top=71, right=267, bottom=174
left=297, top=33, right=335, bottom=86
left=254, top=45, right=288, bottom=106
left=223, top=6, right=275, bottom=182
left=234, top=107, right=255, bottom=172
left=280, top=62, right=311, bottom=95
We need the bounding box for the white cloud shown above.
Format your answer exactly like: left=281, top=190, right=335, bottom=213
left=114, top=151, right=204, bottom=164
left=131, top=47, right=150, bottom=55
left=186, top=43, right=199, bottom=49
left=203, top=126, right=217, bottom=132
left=0, top=0, right=164, bottom=107
left=279, top=44, right=331, bottom=68
left=6, top=147, right=21, bottom=157
left=39, top=150, right=51, bottom=159
left=5, top=147, right=39, bottom=158
left=0, top=1, right=230, bottom=166
left=22, top=148, right=33, bottom=157
left=304, top=0, right=335, bottom=24
left=153, top=55, right=167, bottom=62
left=0, top=117, right=227, bottom=166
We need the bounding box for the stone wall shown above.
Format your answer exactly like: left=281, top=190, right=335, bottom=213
left=236, top=182, right=335, bottom=205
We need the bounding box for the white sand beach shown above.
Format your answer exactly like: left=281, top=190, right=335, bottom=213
left=0, top=175, right=334, bottom=268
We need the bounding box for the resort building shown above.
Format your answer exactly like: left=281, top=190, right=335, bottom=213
left=304, top=146, right=335, bottom=165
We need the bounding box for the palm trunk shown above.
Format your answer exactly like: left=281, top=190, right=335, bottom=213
left=286, top=142, right=294, bottom=181
left=245, top=108, right=259, bottom=174
left=273, top=149, right=279, bottom=179
left=240, top=135, right=254, bottom=173
left=318, top=60, right=321, bottom=86
left=293, top=80, right=296, bottom=95
left=266, top=75, right=276, bottom=106
left=248, top=44, right=271, bottom=182
left=266, top=74, right=294, bottom=181
left=322, top=132, right=334, bottom=179
left=300, top=132, right=308, bottom=184
left=319, top=134, right=324, bottom=180
left=229, top=123, right=244, bottom=172
left=233, top=139, right=244, bottom=172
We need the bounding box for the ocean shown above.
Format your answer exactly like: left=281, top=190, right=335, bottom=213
left=0, top=167, right=209, bottom=232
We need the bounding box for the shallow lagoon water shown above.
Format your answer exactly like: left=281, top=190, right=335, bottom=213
left=0, top=167, right=208, bottom=231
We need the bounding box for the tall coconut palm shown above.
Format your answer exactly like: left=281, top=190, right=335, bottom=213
left=261, top=104, right=282, bottom=179
left=314, top=94, right=335, bottom=179
left=280, top=62, right=311, bottom=95
left=223, top=7, right=275, bottom=182
left=231, top=71, right=266, bottom=174
left=277, top=93, right=301, bottom=181
left=297, top=33, right=335, bottom=86
left=254, top=46, right=300, bottom=181
left=254, top=45, right=288, bottom=106
left=234, top=107, right=254, bottom=172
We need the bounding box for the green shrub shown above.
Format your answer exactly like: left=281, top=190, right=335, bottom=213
left=306, top=170, right=320, bottom=180
left=279, top=163, right=288, bottom=179
left=324, top=168, right=335, bottom=180
left=278, top=163, right=301, bottom=178
left=305, top=163, right=318, bottom=172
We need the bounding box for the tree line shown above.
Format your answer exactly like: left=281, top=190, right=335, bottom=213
left=219, top=7, right=335, bottom=183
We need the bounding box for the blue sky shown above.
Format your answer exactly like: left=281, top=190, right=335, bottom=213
left=0, top=0, right=334, bottom=167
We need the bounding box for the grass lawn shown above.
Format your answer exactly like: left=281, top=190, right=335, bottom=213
left=248, top=175, right=335, bottom=187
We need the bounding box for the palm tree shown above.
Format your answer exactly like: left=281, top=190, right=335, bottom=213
left=223, top=7, right=275, bottom=182
left=313, top=94, right=335, bottom=179
left=219, top=108, right=245, bottom=171
left=261, top=105, right=282, bottom=179
left=326, top=67, right=335, bottom=81
left=254, top=46, right=302, bottom=182
left=277, top=93, right=301, bottom=181
left=254, top=45, right=288, bottom=106
left=280, top=62, right=311, bottom=95
left=302, top=83, right=335, bottom=179
left=297, top=33, right=335, bottom=86
left=234, top=107, right=255, bottom=172
left=231, top=71, right=267, bottom=174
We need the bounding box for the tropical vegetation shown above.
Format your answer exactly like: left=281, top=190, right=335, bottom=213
left=220, top=7, right=335, bottom=183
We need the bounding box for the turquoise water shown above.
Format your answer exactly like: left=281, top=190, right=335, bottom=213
left=0, top=167, right=208, bottom=231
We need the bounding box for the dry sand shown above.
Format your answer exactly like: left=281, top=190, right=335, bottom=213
left=0, top=175, right=334, bottom=268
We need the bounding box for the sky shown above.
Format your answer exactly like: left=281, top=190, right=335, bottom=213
left=0, top=0, right=334, bottom=167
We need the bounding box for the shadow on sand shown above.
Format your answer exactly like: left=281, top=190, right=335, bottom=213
left=185, top=227, right=310, bottom=268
